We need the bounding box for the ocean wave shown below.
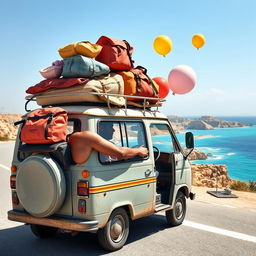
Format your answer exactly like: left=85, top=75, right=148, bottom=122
left=197, top=147, right=221, bottom=152
left=206, top=154, right=224, bottom=160
left=195, top=135, right=221, bottom=140
left=214, top=156, right=224, bottom=160
left=226, top=152, right=236, bottom=156
left=195, top=135, right=214, bottom=140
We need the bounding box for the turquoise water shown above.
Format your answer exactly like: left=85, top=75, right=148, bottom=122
left=176, top=125, right=256, bottom=181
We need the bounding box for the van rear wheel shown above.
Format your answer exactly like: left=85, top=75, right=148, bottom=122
left=97, top=208, right=129, bottom=251
left=166, top=191, right=186, bottom=226
left=30, top=224, right=58, bottom=238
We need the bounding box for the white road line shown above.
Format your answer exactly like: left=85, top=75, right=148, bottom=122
left=209, top=202, right=236, bottom=208
left=0, top=163, right=9, bottom=171
left=183, top=220, right=256, bottom=243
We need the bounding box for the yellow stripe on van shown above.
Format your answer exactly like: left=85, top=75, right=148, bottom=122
left=89, top=177, right=156, bottom=194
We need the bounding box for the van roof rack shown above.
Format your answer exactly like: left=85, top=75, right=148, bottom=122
left=25, top=92, right=165, bottom=112
left=42, top=101, right=151, bottom=110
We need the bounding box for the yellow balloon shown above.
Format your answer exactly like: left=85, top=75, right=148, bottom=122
left=153, top=35, right=172, bottom=56
left=192, top=34, right=206, bottom=49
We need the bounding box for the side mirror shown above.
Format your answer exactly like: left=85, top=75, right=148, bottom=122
left=184, top=132, right=194, bottom=160
left=185, top=132, right=194, bottom=149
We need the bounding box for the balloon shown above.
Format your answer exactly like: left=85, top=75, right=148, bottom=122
left=168, top=65, right=197, bottom=95
left=153, top=35, right=172, bottom=56
left=152, top=77, right=170, bottom=98
left=192, top=34, right=206, bottom=49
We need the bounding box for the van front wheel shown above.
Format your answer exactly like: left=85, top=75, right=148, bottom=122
left=166, top=191, right=186, bottom=226
left=97, top=208, right=129, bottom=251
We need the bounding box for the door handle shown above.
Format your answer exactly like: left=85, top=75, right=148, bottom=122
left=145, top=169, right=152, bottom=176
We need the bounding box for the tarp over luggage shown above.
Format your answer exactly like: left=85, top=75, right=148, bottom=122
left=34, top=73, right=125, bottom=107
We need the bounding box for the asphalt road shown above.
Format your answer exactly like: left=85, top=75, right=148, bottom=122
left=0, top=142, right=255, bottom=256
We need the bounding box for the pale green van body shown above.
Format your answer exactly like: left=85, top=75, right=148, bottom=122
left=8, top=105, right=194, bottom=248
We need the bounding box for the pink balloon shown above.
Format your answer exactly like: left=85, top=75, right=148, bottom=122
left=168, top=65, right=197, bottom=94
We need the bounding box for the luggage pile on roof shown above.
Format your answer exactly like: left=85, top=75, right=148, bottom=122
left=26, top=36, right=163, bottom=109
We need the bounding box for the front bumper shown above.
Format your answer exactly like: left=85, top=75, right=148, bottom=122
left=189, top=192, right=196, bottom=200
left=8, top=210, right=98, bottom=232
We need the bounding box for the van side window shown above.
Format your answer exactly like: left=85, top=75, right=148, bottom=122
left=67, top=119, right=81, bottom=135
left=149, top=124, right=176, bottom=153
left=98, top=121, right=147, bottom=164
left=125, top=122, right=147, bottom=148
left=98, top=122, right=122, bottom=163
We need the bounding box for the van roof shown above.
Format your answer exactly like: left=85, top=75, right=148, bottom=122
left=62, top=105, right=167, bottom=119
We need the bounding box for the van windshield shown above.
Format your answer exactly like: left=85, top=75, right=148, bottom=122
left=149, top=124, right=175, bottom=153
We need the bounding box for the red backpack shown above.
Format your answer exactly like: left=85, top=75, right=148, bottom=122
left=16, top=107, right=68, bottom=144
left=95, top=36, right=134, bottom=70
left=118, top=66, right=159, bottom=102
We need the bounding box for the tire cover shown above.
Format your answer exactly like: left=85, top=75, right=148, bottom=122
left=16, top=154, right=66, bottom=217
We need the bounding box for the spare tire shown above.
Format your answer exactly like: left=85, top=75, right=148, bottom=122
left=16, top=154, right=66, bottom=217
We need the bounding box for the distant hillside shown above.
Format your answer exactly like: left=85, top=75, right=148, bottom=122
left=168, top=115, right=250, bottom=132
left=0, top=114, right=21, bottom=140
left=0, top=113, right=251, bottom=140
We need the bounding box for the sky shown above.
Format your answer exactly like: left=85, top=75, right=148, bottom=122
left=0, top=0, right=255, bottom=116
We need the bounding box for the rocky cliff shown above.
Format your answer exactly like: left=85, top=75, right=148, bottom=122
left=191, top=164, right=232, bottom=188
left=186, top=150, right=232, bottom=188
left=186, top=120, right=214, bottom=130
left=0, top=114, right=21, bottom=140
left=198, top=116, right=247, bottom=128
left=169, top=115, right=249, bottom=131
left=184, top=148, right=207, bottom=160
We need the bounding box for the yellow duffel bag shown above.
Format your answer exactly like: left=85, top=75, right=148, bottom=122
left=58, top=41, right=102, bottom=58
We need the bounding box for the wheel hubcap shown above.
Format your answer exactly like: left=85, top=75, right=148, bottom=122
left=110, top=215, right=124, bottom=242
left=175, top=200, right=183, bottom=220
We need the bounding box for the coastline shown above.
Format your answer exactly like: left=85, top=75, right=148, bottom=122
left=183, top=125, right=256, bottom=182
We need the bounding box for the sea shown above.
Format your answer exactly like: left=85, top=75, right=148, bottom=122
left=176, top=116, right=256, bottom=182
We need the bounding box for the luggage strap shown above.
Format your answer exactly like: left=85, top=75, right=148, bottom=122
left=131, top=67, right=159, bottom=96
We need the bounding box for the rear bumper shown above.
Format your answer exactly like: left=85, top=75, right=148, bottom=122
left=8, top=210, right=98, bottom=232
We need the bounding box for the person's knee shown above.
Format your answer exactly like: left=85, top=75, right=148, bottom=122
left=69, top=131, right=94, bottom=164
left=70, top=131, right=91, bottom=143
left=70, top=131, right=100, bottom=153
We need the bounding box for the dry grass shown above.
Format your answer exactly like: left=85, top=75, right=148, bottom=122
left=230, top=180, right=256, bottom=192
left=0, top=135, right=9, bottom=141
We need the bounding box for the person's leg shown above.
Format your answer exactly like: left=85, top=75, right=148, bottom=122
left=69, top=131, right=148, bottom=164
left=69, top=131, right=123, bottom=164
left=69, top=131, right=94, bottom=164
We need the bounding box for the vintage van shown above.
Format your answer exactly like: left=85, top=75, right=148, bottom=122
left=8, top=100, right=195, bottom=251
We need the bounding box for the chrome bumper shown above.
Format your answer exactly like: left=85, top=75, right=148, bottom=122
left=8, top=210, right=98, bottom=232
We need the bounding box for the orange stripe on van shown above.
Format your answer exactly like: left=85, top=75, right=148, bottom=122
left=89, top=177, right=156, bottom=194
